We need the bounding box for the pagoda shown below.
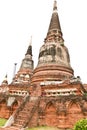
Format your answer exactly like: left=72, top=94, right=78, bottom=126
left=0, top=1, right=87, bottom=130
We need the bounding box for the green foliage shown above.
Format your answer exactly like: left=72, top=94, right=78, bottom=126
left=74, top=119, right=87, bottom=130
left=0, top=118, right=7, bottom=127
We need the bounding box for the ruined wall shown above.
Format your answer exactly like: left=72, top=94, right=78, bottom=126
left=0, top=95, right=22, bottom=119
left=28, top=96, right=87, bottom=129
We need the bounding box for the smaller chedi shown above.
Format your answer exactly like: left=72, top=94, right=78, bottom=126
left=0, top=1, right=87, bottom=130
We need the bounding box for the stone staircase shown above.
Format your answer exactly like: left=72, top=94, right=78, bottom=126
left=14, top=97, right=40, bottom=128
left=0, top=96, right=40, bottom=130
left=0, top=85, right=41, bottom=130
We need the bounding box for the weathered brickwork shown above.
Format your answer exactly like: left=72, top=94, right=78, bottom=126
left=0, top=1, right=87, bottom=130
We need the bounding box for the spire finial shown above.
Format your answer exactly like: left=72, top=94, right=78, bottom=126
left=1, top=74, right=8, bottom=85
left=45, top=0, right=64, bottom=42
left=26, top=36, right=32, bottom=56
left=53, top=0, right=57, bottom=11
left=29, top=36, right=32, bottom=46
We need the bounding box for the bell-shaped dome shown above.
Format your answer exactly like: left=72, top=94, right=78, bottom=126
left=38, top=42, right=71, bottom=68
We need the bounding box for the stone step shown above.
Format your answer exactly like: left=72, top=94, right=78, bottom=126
left=19, top=112, right=29, bottom=117
left=14, top=119, right=25, bottom=125
left=12, top=123, right=23, bottom=128
left=18, top=111, right=29, bottom=115
left=17, top=115, right=28, bottom=120
left=13, top=121, right=23, bottom=125
left=17, top=110, right=31, bottom=117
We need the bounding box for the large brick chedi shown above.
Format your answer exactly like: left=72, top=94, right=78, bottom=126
left=0, top=1, right=87, bottom=130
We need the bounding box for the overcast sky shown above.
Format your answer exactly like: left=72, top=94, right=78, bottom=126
left=0, top=0, right=87, bottom=84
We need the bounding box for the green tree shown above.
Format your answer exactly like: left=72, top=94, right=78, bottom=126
left=74, top=119, right=87, bottom=130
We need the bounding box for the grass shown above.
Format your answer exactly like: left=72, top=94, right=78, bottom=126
left=26, top=126, right=64, bottom=130
left=0, top=118, right=7, bottom=127
left=0, top=119, right=72, bottom=130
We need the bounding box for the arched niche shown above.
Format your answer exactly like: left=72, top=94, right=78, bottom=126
left=68, top=101, right=81, bottom=114
left=45, top=101, right=56, bottom=114
left=45, top=101, right=57, bottom=126
left=12, top=100, right=18, bottom=112
left=0, top=99, right=10, bottom=118
left=67, top=101, right=83, bottom=127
